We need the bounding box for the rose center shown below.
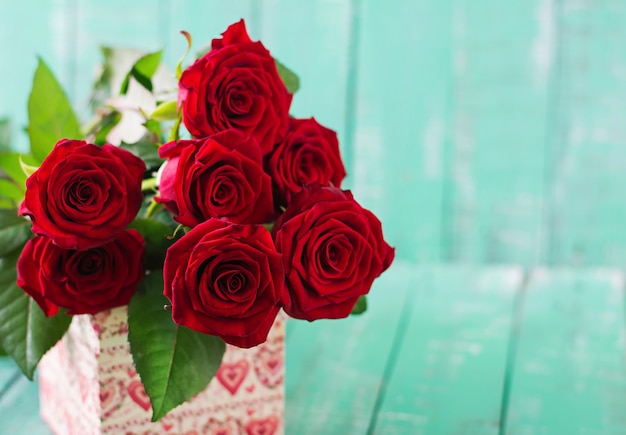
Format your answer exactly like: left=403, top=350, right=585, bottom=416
left=295, top=147, right=326, bottom=185
left=68, top=178, right=98, bottom=208
left=76, top=250, right=104, bottom=275
left=216, top=269, right=246, bottom=295
left=225, top=87, right=252, bottom=116
left=318, top=235, right=351, bottom=275
left=210, top=177, right=235, bottom=206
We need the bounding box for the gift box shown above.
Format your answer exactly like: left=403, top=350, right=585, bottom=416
left=39, top=306, right=285, bottom=434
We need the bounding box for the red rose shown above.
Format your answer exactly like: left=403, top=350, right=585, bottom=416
left=155, top=130, right=274, bottom=226
left=178, top=19, right=292, bottom=154
left=19, top=139, right=145, bottom=251
left=265, top=117, right=346, bottom=207
left=17, top=230, right=145, bottom=316
left=164, top=219, right=283, bottom=348
left=273, top=184, right=394, bottom=321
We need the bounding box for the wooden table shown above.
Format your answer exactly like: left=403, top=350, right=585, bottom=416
left=2, top=263, right=626, bottom=434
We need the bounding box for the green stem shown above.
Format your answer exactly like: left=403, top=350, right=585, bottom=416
left=145, top=200, right=163, bottom=220
left=141, top=178, right=157, bottom=192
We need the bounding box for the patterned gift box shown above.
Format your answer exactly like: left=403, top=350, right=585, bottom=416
left=39, top=307, right=285, bottom=434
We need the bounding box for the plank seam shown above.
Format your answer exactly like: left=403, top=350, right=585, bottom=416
left=365, top=272, right=416, bottom=435
left=498, top=267, right=532, bottom=435
left=0, top=369, right=22, bottom=404
left=341, top=0, right=362, bottom=184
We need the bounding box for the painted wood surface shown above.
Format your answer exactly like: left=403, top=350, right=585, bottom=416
left=504, top=269, right=626, bottom=434
left=2, top=265, right=626, bottom=433
left=2, top=1, right=626, bottom=264
left=371, top=266, right=522, bottom=434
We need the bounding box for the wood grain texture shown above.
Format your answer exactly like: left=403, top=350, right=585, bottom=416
left=445, top=0, right=551, bottom=265
left=505, top=268, right=626, bottom=433
left=285, top=262, right=415, bottom=434
left=350, top=0, right=453, bottom=262
left=0, top=375, right=51, bottom=434
left=258, top=0, right=352, bottom=152
left=71, top=0, right=168, bottom=112
left=0, top=358, right=18, bottom=396
left=371, top=266, right=523, bottom=434
left=0, top=1, right=76, bottom=152
left=545, top=0, right=626, bottom=266
left=163, top=0, right=258, bottom=67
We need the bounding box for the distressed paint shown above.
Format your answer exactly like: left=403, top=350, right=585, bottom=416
left=446, top=0, right=551, bottom=265
left=545, top=0, right=626, bottom=267
left=505, top=269, right=626, bottom=433
left=4, top=1, right=626, bottom=264
left=350, top=0, right=453, bottom=262
left=3, top=266, right=626, bottom=433
left=284, top=263, right=415, bottom=434
left=372, top=266, right=523, bottom=434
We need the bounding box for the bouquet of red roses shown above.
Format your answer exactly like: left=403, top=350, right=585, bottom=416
left=0, top=20, right=393, bottom=420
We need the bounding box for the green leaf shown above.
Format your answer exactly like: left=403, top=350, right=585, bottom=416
left=0, top=118, right=11, bottom=152
left=0, top=250, right=72, bottom=379
left=93, top=110, right=122, bottom=145
left=0, top=209, right=33, bottom=257
left=143, top=119, right=164, bottom=140
left=150, top=101, right=179, bottom=122
left=127, top=219, right=177, bottom=270
left=0, top=179, right=23, bottom=203
left=120, top=50, right=163, bottom=95
left=128, top=272, right=226, bottom=421
left=27, top=58, right=82, bottom=163
left=351, top=295, right=367, bottom=315
left=275, top=59, right=300, bottom=94
left=120, top=137, right=163, bottom=169
left=91, top=47, right=146, bottom=109
left=0, top=153, right=38, bottom=189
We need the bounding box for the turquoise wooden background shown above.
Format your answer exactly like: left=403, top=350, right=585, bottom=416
left=2, top=0, right=626, bottom=267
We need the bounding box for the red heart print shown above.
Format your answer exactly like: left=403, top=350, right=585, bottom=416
left=216, top=360, right=249, bottom=395
left=204, top=417, right=239, bottom=435
left=254, top=347, right=283, bottom=388
left=128, top=379, right=152, bottom=411
left=245, top=417, right=279, bottom=435
left=99, top=385, right=116, bottom=410
left=99, top=379, right=123, bottom=418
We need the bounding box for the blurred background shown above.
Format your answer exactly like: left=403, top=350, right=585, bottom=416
left=1, top=0, right=626, bottom=267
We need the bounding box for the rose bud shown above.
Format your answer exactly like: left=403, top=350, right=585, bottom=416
left=273, top=183, right=394, bottom=321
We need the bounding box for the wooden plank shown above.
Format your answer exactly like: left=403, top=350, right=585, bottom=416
left=371, top=266, right=523, bottom=434
left=545, top=1, right=626, bottom=266
left=0, top=1, right=75, bottom=151
left=71, top=0, right=168, bottom=111
left=258, top=0, right=352, bottom=150
left=350, top=0, right=453, bottom=262
left=285, top=262, right=415, bottom=434
left=446, top=0, right=551, bottom=264
left=0, top=374, right=51, bottom=434
left=505, top=268, right=626, bottom=433
left=163, top=0, right=257, bottom=67
left=0, top=358, right=19, bottom=396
